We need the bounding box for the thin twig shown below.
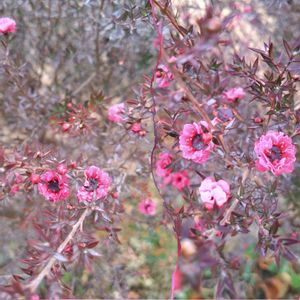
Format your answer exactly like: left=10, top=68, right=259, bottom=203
left=24, top=208, right=90, bottom=293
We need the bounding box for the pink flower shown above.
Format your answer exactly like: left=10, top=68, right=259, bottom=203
left=30, top=173, right=40, bottom=184
left=38, top=170, right=70, bottom=202
left=179, top=121, right=214, bottom=164
left=156, top=153, right=173, bottom=178
left=224, top=87, right=245, bottom=102
left=131, top=122, right=142, bottom=133
left=57, top=163, right=68, bottom=175
left=77, top=166, right=111, bottom=202
left=254, top=131, right=296, bottom=176
left=138, top=198, right=157, bottom=216
left=10, top=184, right=19, bottom=194
left=199, top=177, right=230, bottom=210
left=243, top=5, right=252, bottom=13
left=155, top=64, right=174, bottom=88
left=108, top=103, right=125, bottom=123
left=0, top=17, right=16, bottom=34
left=62, top=122, right=71, bottom=132
left=171, top=171, right=190, bottom=191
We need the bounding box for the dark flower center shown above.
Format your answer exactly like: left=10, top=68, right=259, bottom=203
left=192, top=134, right=206, bottom=150
left=85, top=178, right=99, bottom=192
left=176, top=176, right=182, bottom=182
left=48, top=180, right=60, bottom=192
left=266, top=145, right=282, bottom=162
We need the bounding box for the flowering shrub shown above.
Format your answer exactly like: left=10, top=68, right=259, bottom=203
left=0, top=0, right=300, bottom=299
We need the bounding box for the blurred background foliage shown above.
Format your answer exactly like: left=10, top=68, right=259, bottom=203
left=0, top=0, right=300, bottom=298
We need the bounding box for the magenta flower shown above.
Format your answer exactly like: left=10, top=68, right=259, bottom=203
left=179, top=121, right=214, bottom=164
left=224, top=87, right=245, bottom=102
left=199, top=177, right=230, bottom=210
left=155, top=64, right=174, bottom=88
left=171, top=171, right=190, bottom=191
left=108, top=103, right=125, bottom=123
left=77, top=166, right=111, bottom=202
left=0, top=17, right=16, bottom=34
left=156, top=152, right=173, bottom=178
left=57, top=163, right=68, bottom=175
left=30, top=173, right=40, bottom=184
left=138, top=198, right=157, bottom=216
left=38, top=170, right=70, bottom=202
left=130, top=122, right=142, bottom=133
left=254, top=131, right=296, bottom=176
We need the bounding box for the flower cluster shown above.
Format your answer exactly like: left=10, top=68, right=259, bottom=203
left=36, top=166, right=111, bottom=203
left=155, top=152, right=190, bottom=191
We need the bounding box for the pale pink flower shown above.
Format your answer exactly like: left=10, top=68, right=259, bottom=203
left=108, top=103, right=125, bottom=123
left=77, top=166, right=111, bottom=202
left=155, top=64, right=174, bottom=88
left=138, top=198, right=157, bottom=216
left=171, top=171, right=190, bottom=191
left=38, top=170, right=70, bottom=202
left=224, top=87, right=245, bottom=102
left=0, top=17, right=16, bottom=34
left=199, top=177, right=230, bottom=210
left=156, top=152, right=173, bottom=178
left=179, top=121, right=214, bottom=164
left=243, top=5, right=252, bottom=13
left=254, top=131, right=296, bottom=176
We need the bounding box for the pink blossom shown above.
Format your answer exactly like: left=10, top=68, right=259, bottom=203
left=224, top=87, right=245, bottom=102
left=57, top=163, right=68, bottom=175
left=171, top=171, right=190, bottom=191
left=14, top=172, right=22, bottom=184
left=111, top=191, right=119, bottom=199
left=10, top=184, right=19, bottom=194
left=254, top=131, right=296, bottom=176
left=77, top=166, right=111, bottom=202
left=156, top=152, right=173, bottom=178
left=199, top=177, right=230, bottom=210
left=138, top=198, right=157, bottom=216
left=108, top=103, right=125, bottom=123
left=179, top=121, right=214, bottom=164
left=38, top=170, right=70, bottom=202
left=30, top=173, right=40, bottom=184
left=0, top=17, right=16, bottom=34
left=155, top=64, right=174, bottom=88
left=62, top=122, right=71, bottom=132
left=130, top=122, right=142, bottom=133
